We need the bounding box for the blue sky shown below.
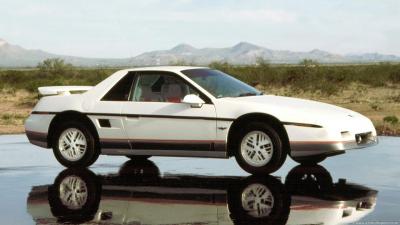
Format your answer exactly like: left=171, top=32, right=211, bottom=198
left=1, top=0, right=399, bottom=58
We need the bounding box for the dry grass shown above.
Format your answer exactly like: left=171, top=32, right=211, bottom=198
left=0, top=89, right=36, bottom=134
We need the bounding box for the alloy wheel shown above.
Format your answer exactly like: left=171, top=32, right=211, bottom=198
left=240, top=131, right=274, bottom=167
left=58, top=128, right=87, bottom=161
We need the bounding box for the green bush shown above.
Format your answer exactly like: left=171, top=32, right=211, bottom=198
left=0, top=63, right=116, bottom=93
left=1, top=59, right=400, bottom=96
left=369, top=103, right=382, bottom=111
left=37, top=58, right=73, bottom=75
left=383, top=116, right=399, bottom=125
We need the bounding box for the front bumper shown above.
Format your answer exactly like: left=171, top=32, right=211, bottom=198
left=286, top=121, right=378, bottom=158
left=290, top=135, right=378, bottom=157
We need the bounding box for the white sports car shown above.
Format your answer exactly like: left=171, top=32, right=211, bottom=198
left=24, top=66, right=378, bottom=174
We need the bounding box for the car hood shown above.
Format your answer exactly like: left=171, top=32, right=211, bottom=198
left=221, top=95, right=362, bottom=123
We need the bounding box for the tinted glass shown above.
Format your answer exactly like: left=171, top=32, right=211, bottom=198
left=181, top=69, right=261, bottom=98
left=102, top=74, right=135, bottom=101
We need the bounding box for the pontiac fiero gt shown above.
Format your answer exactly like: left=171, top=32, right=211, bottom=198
left=25, top=67, right=378, bottom=174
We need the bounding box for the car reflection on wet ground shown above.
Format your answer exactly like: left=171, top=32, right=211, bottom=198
left=27, top=162, right=378, bottom=225
left=0, top=135, right=399, bottom=225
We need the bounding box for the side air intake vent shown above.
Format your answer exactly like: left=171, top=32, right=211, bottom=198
left=98, top=119, right=111, bottom=128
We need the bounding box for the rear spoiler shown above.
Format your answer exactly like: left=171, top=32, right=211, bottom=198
left=38, top=86, right=93, bottom=96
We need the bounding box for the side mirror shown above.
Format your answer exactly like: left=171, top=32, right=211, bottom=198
left=182, top=94, right=205, bottom=108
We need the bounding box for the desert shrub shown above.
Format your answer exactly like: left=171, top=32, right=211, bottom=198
left=299, top=58, right=319, bottom=67
left=390, top=94, right=400, bottom=103
left=0, top=113, right=26, bottom=125
left=389, top=69, right=400, bottom=83
left=383, top=116, right=399, bottom=125
left=0, top=62, right=117, bottom=93
left=37, top=58, right=73, bottom=75
left=1, top=61, right=400, bottom=94
left=369, top=102, right=382, bottom=111
left=1, top=114, right=11, bottom=120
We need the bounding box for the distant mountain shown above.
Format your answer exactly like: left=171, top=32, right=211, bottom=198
left=0, top=38, right=399, bottom=67
left=345, top=52, right=400, bottom=62
left=0, top=39, right=129, bottom=67
left=133, top=42, right=400, bottom=65
left=0, top=39, right=55, bottom=67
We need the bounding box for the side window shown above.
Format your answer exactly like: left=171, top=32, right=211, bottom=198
left=102, top=74, right=135, bottom=101
left=131, top=73, right=199, bottom=103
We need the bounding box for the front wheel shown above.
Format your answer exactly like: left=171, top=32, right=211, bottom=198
left=228, top=176, right=290, bottom=225
left=52, top=121, right=99, bottom=168
left=291, top=155, right=326, bottom=165
left=234, top=122, right=287, bottom=175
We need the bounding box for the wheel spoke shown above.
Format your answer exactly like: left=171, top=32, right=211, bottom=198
left=73, top=131, right=79, bottom=142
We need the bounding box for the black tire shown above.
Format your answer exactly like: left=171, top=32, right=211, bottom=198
left=291, top=155, right=326, bottom=165
left=48, top=168, right=101, bottom=223
left=52, top=121, right=99, bottom=168
left=234, top=122, right=287, bottom=175
left=228, top=176, right=290, bottom=225
left=125, top=155, right=151, bottom=160
left=285, top=164, right=333, bottom=195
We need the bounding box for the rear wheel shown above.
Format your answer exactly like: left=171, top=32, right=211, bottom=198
left=48, top=168, right=101, bottom=223
left=234, top=122, right=287, bottom=175
left=52, top=121, right=99, bottom=168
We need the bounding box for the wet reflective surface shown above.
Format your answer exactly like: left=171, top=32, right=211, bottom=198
left=0, top=135, right=399, bottom=224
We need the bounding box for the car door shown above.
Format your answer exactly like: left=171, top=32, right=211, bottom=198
left=121, top=71, right=220, bottom=154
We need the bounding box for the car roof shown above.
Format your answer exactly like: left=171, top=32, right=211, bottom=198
left=122, top=66, right=208, bottom=73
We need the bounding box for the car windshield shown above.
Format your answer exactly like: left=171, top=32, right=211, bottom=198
left=181, top=69, right=262, bottom=98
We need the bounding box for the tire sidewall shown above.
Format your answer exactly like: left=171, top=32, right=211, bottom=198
left=235, top=122, right=285, bottom=174
left=52, top=121, right=97, bottom=167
